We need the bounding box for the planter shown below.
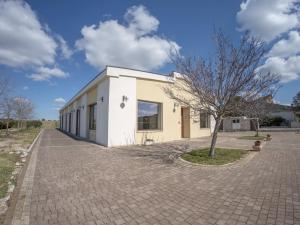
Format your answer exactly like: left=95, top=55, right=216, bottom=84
left=266, top=134, right=272, bottom=141
left=252, top=140, right=262, bottom=151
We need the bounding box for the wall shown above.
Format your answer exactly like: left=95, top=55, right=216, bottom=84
left=96, top=78, right=110, bottom=146
left=107, top=76, right=137, bottom=146
left=87, top=86, right=97, bottom=142
left=79, top=94, right=88, bottom=138
left=222, top=117, right=251, bottom=131
left=135, top=78, right=211, bottom=145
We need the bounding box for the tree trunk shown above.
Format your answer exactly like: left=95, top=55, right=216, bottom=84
left=209, top=117, right=221, bottom=158
left=6, top=120, right=9, bottom=136
left=255, top=118, right=259, bottom=137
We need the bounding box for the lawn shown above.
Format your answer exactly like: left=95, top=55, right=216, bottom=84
left=237, top=135, right=266, bottom=140
left=0, top=127, right=41, bottom=199
left=181, top=148, right=248, bottom=165
left=0, top=152, right=20, bottom=198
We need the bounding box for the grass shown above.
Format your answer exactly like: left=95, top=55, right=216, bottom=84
left=237, top=135, right=266, bottom=140
left=181, top=148, right=247, bottom=165
left=0, top=152, right=20, bottom=198
left=14, top=128, right=41, bottom=148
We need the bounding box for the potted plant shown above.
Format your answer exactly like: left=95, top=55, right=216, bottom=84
left=252, top=140, right=262, bottom=151
left=266, top=134, right=272, bottom=141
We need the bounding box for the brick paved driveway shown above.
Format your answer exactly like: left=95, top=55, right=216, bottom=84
left=28, top=130, right=300, bottom=225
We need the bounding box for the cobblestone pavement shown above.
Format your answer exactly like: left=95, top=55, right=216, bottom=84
left=27, top=130, right=300, bottom=225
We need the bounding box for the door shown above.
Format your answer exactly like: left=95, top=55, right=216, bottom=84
left=232, top=119, right=241, bottom=130
left=68, top=113, right=72, bottom=133
left=181, top=107, right=190, bottom=138
left=76, top=109, right=80, bottom=136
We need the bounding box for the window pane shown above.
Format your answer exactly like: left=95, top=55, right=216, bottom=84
left=200, top=112, right=210, bottom=128
left=89, top=104, right=97, bottom=130
left=138, top=101, right=161, bottom=130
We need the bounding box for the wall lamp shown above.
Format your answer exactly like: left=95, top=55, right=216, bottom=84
left=173, top=102, right=179, bottom=112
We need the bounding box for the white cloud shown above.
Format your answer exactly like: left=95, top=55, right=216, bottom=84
left=23, top=86, right=29, bottom=90
left=56, top=35, right=73, bottom=59
left=0, top=0, right=71, bottom=82
left=28, top=67, right=69, bottom=81
left=257, top=56, right=300, bottom=83
left=54, top=97, right=66, bottom=105
left=237, top=0, right=300, bottom=42
left=125, top=5, right=159, bottom=36
left=268, top=31, right=300, bottom=57
left=76, top=5, right=180, bottom=71
left=0, top=0, right=57, bottom=67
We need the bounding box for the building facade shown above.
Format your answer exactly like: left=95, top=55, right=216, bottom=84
left=59, top=66, right=215, bottom=147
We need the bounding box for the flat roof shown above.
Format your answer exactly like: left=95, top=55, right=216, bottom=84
left=60, top=65, right=175, bottom=112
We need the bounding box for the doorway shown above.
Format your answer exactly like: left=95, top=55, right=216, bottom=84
left=181, top=107, right=190, bottom=138
left=68, top=113, right=72, bottom=133
left=76, top=109, right=80, bottom=136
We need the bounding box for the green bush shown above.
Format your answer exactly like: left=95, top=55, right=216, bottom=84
left=26, top=120, right=43, bottom=128
left=260, top=116, right=287, bottom=126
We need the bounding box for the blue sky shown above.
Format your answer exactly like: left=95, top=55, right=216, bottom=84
left=0, top=0, right=299, bottom=119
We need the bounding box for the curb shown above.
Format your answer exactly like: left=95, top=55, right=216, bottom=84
left=10, top=129, right=43, bottom=225
left=178, top=150, right=257, bottom=168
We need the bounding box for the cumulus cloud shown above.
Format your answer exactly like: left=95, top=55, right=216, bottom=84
left=237, top=0, right=300, bottom=42
left=0, top=0, right=57, bottom=67
left=257, top=56, right=300, bottom=83
left=54, top=97, right=66, bottom=105
left=0, top=0, right=70, bottom=81
left=56, top=35, right=73, bottom=59
left=267, top=31, right=300, bottom=57
left=76, top=5, right=180, bottom=71
left=28, top=67, right=69, bottom=81
left=53, top=97, right=66, bottom=110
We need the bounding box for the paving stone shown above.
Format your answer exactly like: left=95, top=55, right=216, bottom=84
left=11, top=129, right=300, bottom=225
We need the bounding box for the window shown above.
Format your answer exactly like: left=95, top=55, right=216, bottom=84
left=89, top=104, right=97, bottom=130
left=200, top=112, right=210, bottom=128
left=232, top=119, right=240, bottom=123
left=138, top=100, right=161, bottom=130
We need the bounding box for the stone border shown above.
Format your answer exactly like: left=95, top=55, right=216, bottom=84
left=10, top=129, right=43, bottom=225
left=178, top=149, right=257, bottom=168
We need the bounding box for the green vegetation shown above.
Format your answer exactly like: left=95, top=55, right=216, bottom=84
left=238, top=135, right=266, bottom=140
left=181, top=148, right=247, bottom=165
left=260, top=116, right=287, bottom=126
left=0, top=152, right=20, bottom=198
left=14, top=128, right=40, bottom=148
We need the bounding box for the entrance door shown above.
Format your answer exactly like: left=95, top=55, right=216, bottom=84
left=76, top=109, right=80, bottom=136
left=181, top=107, right=190, bottom=138
left=232, top=119, right=241, bottom=130
left=68, top=113, right=72, bottom=133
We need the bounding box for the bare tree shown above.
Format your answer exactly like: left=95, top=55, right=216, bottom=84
left=165, top=31, right=280, bottom=157
left=292, top=91, right=300, bottom=108
left=13, top=97, right=35, bottom=129
left=0, top=96, right=15, bottom=135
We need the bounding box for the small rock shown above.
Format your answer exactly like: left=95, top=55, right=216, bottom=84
left=21, top=158, right=26, bottom=163
left=15, top=162, right=20, bottom=166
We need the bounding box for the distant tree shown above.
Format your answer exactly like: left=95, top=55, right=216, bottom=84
left=292, top=91, right=300, bottom=108
left=165, top=31, right=280, bottom=157
left=13, top=97, right=35, bottom=129
left=0, top=96, right=15, bottom=135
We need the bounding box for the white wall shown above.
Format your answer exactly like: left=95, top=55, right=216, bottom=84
left=210, top=115, right=216, bottom=133
left=107, top=76, right=137, bottom=146
left=96, top=78, right=110, bottom=146
left=80, top=94, right=88, bottom=138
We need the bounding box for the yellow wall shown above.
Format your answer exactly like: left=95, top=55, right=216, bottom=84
left=87, top=86, right=97, bottom=105
left=136, top=78, right=211, bottom=145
